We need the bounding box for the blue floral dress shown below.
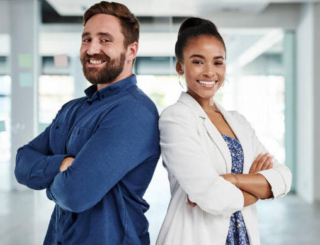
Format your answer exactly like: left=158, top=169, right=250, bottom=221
left=221, top=134, right=250, bottom=245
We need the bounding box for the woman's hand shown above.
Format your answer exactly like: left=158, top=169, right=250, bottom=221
left=249, top=153, right=273, bottom=173
left=187, top=196, right=197, bottom=207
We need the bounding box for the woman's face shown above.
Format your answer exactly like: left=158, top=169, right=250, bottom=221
left=177, top=35, right=226, bottom=102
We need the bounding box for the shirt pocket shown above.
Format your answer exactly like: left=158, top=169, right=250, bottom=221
left=50, top=123, right=69, bottom=154
left=66, top=126, right=94, bottom=155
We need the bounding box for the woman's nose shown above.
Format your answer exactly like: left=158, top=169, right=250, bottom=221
left=203, top=64, right=216, bottom=78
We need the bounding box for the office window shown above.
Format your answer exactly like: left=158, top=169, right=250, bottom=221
left=0, top=75, right=11, bottom=191
left=38, top=75, right=74, bottom=131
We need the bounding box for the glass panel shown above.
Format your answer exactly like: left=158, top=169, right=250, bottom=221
left=217, top=75, right=285, bottom=164
left=38, top=75, right=74, bottom=130
left=0, top=75, right=11, bottom=191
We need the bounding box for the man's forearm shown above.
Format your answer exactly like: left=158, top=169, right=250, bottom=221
left=15, top=145, right=68, bottom=190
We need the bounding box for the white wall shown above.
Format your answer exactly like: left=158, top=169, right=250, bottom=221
left=0, top=0, right=10, bottom=34
left=296, top=2, right=320, bottom=203
left=313, top=3, right=320, bottom=201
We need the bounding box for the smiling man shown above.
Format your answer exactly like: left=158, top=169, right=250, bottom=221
left=14, top=1, right=160, bottom=244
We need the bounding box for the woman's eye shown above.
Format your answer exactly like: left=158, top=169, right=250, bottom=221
left=192, top=60, right=203, bottom=64
left=215, top=62, right=223, bottom=65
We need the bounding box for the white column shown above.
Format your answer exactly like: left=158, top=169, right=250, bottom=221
left=313, top=3, right=320, bottom=202
left=296, top=3, right=320, bottom=203
left=71, top=56, right=88, bottom=98
left=10, top=0, right=40, bottom=190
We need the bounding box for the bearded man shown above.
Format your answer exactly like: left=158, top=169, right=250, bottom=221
left=14, top=2, right=160, bottom=244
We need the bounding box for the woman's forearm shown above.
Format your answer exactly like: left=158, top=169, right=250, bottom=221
left=242, top=190, right=259, bottom=206
left=236, top=173, right=273, bottom=199
left=221, top=173, right=273, bottom=199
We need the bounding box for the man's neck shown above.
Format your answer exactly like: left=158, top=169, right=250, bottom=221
left=97, top=72, right=133, bottom=91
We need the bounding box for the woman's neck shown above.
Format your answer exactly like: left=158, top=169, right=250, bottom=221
left=187, top=90, right=216, bottom=113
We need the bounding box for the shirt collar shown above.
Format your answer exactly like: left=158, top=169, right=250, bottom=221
left=84, top=75, right=137, bottom=102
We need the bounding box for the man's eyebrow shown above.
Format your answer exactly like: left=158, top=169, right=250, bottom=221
left=82, top=32, right=90, bottom=38
left=97, top=32, right=113, bottom=38
left=81, top=32, right=114, bottom=39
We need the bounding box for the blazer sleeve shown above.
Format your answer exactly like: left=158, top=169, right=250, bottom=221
left=236, top=112, right=292, bottom=199
left=159, top=105, right=244, bottom=216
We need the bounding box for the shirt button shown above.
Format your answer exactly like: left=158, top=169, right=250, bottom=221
left=77, top=130, right=81, bottom=135
left=39, top=186, right=43, bottom=189
left=55, top=125, right=59, bottom=129
left=61, top=211, right=65, bottom=215
left=57, top=242, right=62, bottom=245
left=101, top=94, right=105, bottom=98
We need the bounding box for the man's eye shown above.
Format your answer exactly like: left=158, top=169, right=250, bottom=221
left=82, top=39, right=90, bottom=42
left=101, top=39, right=111, bottom=43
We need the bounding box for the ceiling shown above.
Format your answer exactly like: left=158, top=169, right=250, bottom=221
left=46, top=0, right=320, bottom=16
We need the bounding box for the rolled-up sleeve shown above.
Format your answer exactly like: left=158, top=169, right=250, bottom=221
left=236, top=112, right=292, bottom=199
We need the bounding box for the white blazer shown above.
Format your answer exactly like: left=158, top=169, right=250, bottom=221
left=156, top=92, right=292, bottom=245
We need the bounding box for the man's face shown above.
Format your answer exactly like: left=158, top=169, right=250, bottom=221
left=80, top=14, right=127, bottom=85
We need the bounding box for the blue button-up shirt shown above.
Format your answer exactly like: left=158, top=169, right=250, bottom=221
left=15, top=75, right=160, bottom=245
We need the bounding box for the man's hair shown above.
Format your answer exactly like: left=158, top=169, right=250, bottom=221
left=83, top=1, right=140, bottom=48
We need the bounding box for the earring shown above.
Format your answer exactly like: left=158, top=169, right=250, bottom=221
left=178, top=75, right=184, bottom=89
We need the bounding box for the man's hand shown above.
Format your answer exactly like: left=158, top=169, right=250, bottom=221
left=249, top=153, right=273, bottom=173
left=60, top=157, right=75, bottom=172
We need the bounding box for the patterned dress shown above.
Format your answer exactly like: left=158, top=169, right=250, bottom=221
left=221, top=134, right=250, bottom=245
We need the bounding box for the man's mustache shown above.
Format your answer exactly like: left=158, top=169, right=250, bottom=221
left=84, top=54, right=110, bottom=62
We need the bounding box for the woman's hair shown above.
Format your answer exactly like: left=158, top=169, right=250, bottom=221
left=83, top=1, right=140, bottom=48
left=175, top=17, right=226, bottom=62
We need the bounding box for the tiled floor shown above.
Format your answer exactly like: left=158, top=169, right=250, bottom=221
left=0, top=191, right=319, bottom=245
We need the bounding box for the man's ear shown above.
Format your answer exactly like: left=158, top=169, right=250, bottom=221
left=176, top=61, right=184, bottom=75
left=126, top=42, right=138, bottom=62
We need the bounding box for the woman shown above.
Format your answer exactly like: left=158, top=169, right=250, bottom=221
left=156, top=18, right=292, bottom=245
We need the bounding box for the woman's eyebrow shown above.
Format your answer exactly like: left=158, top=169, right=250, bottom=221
left=189, top=54, right=205, bottom=59
left=189, top=54, right=225, bottom=60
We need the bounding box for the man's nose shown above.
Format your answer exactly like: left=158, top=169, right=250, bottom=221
left=87, top=40, right=101, bottom=55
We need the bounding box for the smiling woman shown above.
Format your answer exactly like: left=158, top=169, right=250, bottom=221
left=156, top=17, right=292, bottom=245
left=176, top=36, right=226, bottom=104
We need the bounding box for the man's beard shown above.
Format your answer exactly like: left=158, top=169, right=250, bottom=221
left=81, top=52, right=126, bottom=85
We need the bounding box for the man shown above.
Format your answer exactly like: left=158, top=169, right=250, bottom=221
left=15, top=2, right=160, bottom=244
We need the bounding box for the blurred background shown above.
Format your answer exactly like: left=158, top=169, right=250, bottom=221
left=0, top=0, right=319, bottom=244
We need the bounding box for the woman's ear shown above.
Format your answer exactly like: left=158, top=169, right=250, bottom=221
left=176, top=61, right=184, bottom=75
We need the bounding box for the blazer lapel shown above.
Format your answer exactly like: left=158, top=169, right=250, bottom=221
left=215, top=102, right=251, bottom=174
left=178, top=92, right=232, bottom=173
left=202, top=118, right=232, bottom=173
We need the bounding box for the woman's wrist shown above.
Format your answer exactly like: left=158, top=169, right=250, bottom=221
left=231, top=173, right=240, bottom=188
